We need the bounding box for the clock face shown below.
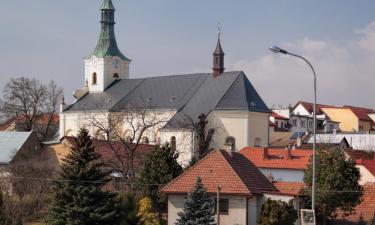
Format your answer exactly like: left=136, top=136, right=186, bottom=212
left=113, top=59, right=119, bottom=68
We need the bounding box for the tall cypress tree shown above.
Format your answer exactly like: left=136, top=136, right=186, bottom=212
left=176, top=177, right=216, bottom=225
left=49, top=128, right=121, bottom=225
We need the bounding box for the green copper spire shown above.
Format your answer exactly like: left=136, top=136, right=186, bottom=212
left=86, top=0, right=130, bottom=61
left=101, top=0, right=115, bottom=10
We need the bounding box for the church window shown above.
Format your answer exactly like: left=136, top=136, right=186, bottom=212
left=170, top=136, right=176, bottom=151
left=225, top=136, right=235, bottom=151
left=142, top=136, right=149, bottom=144
left=92, top=73, right=97, bottom=85
left=113, top=73, right=119, bottom=79
left=215, top=56, right=219, bottom=64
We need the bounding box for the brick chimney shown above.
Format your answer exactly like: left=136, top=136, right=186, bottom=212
left=286, top=148, right=292, bottom=160
left=263, top=147, right=269, bottom=160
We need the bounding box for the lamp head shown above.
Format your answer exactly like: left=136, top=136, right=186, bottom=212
left=269, top=46, right=288, bottom=54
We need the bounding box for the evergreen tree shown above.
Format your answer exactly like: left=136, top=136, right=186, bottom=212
left=49, top=128, right=121, bottom=225
left=119, top=193, right=139, bottom=225
left=176, top=177, right=216, bottom=225
left=138, top=144, right=182, bottom=222
left=258, top=199, right=297, bottom=225
left=303, top=148, right=363, bottom=225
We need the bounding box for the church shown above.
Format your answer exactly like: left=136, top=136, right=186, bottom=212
left=59, top=0, right=270, bottom=165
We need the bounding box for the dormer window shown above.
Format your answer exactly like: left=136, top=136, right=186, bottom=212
left=92, top=73, right=97, bottom=85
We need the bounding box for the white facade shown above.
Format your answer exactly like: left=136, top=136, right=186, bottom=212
left=85, top=56, right=130, bottom=92
left=259, top=168, right=305, bottom=182
left=357, top=165, right=375, bottom=185
left=308, top=133, right=375, bottom=151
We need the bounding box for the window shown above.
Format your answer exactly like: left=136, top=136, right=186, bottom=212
left=170, top=136, right=176, bottom=151
left=225, top=136, right=235, bottom=151
left=214, top=198, right=229, bottom=214
left=254, top=137, right=261, bottom=147
left=301, top=120, right=306, bottom=128
left=292, top=119, right=297, bottom=126
left=308, top=121, right=313, bottom=129
left=142, top=136, right=149, bottom=144
left=92, top=72, right=97, bottom=85
left=113, top=73, right=119, bottom=79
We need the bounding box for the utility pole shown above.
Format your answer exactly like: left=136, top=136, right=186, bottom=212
left=217, top=186, right=221, bottom=225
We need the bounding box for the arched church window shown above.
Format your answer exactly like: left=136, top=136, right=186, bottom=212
left=254, top=137, right=261, bottom=147
left=225, top=136, right=235, bottom=151
left=113, top=73, right=119, bottom=79
left=142, top=136, right=149, bottom=144
left=170, top=136, right=176, bottom=151
left=92, top=73, right=97, bottom=85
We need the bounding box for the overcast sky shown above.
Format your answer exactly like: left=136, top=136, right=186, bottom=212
left=1, top=0, right=375, bottom=108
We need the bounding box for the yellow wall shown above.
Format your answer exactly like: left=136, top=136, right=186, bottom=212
left=321, top=108, right=359, bottom=132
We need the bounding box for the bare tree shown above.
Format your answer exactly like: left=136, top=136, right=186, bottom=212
left=0, top=77, right=63, bottom=141
left=84, top=103, right=169, bottom=180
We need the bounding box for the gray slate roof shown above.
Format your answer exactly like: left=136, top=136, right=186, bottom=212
left=0, top=131, right=32, bottom=164
left=64, top=71, right=270, bottom=129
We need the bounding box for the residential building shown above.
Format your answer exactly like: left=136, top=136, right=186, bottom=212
left=161, top=149, right=301, bottom=225
left=307, top=133, right=375, bottom=151
left=240, top=147, right=313, bottom=182
left=345, top=150, right=375, bottom=185
left=321, top=106, right=375, bottom=132
left=60, top=0, right=271, bottom=166
left=290, top=101, right=340, bottom=134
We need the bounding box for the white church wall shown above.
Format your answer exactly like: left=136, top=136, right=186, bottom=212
left=248, top=111, right=270, bottom=148
left=159, top=130, right=193, bottom=166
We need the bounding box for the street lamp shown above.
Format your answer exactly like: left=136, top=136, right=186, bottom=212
left=269, top=46, right=317, bottom=211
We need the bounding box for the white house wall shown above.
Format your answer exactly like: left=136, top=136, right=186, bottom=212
left=167, top=194, right=251, bottom=225
left=259, top=168, right=305, bottom=182
left=357, top=165, right=375, bottom=185
left=292, top=104, right=310, bottom=116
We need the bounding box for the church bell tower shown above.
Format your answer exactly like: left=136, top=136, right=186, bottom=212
left=212, top=26, right=225, bottom=77
left=84, top=0, right=131, bottom=92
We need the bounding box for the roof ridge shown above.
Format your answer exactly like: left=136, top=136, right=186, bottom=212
left=218, top=150, right=252, bottom=194
left=213, top=71, right=243, bottom=109
left=161, top=149, right=220, bottom=192
left=109, top=78, right=146, bottom=111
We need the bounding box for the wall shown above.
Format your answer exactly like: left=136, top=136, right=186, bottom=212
left=292, top=104, right=310, bottom=116
left=357, top=165, right=375, bottom=185
left=358, top=120, right=372, bottom=132
left=321, top=108, right=359, bottom=132
left=262, top=193, right=301, bottom=225
left=167, top=194, right=249, bottom=225
left=259, top=168, right=304, bottom=182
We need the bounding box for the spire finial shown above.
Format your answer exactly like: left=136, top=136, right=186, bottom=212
left=217, top=22, right=222, bottom=40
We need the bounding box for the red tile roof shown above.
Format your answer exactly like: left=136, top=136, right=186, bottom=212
left=273, top=182, right=306, bottom=196
left=272, top=112, right=288, bottom=120
left=62, top=136, right=154, bottom=170
left=346, top=149, right=375, bottom=176
left=331, top=183, right=375, bottom=225
left=344, top=105, right=375, bottom=122
left=240, top=147, right=313, bottom=170
left=294, top=101, right=333, bottom=115
left=161, top=149, right=278, bottom=196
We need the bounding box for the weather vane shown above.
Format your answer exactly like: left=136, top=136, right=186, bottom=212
left=217, top=22, right=222, bottom=39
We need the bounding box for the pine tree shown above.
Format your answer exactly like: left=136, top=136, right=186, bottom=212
left=49, top=128, right=121, bottom=225
left=119, top=193, right=139, bottom=225
left=138, top=144, right=182, bottom=223
left=176, top=177, right=216, bottom=225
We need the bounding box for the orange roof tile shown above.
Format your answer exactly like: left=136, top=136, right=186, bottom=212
left=161, top=149, right=278, bottom=196
left=331, top=183, right=375, bottom=225
left=240, top=147, right=313, bottom=170
left=273, top=182, right=306, bottom=196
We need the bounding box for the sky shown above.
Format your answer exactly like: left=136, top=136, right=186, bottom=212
left=1, top=0, right=375, bottom=109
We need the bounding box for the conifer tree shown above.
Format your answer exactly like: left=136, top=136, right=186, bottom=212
left=138, top=144, right=182, bottom=222
left=176, top=177, right=216, bottom=225
left=258, top=199, right=297, bottom=225
left=49, top=128, right=121, bottom=225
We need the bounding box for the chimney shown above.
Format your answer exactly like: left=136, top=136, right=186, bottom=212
left=286, top=148, right=292, bottom=160
left=263, top=147, right=269, bottom=160
left=224, top=142, right=234, bottom=155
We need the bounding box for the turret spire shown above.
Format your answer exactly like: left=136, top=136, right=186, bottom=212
left=212, top=24, right=225, bottom=77
left=86, top=0, right=130, bottom=61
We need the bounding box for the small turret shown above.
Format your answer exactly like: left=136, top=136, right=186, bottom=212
left=212, top=25, right=225, bottom=77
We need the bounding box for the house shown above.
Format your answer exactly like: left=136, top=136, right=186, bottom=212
left=161, top=148, right=303, bottom=225
left=307, top=133, right=375, bottom=151
left=290, top=101, right=340, bottom=134
left=270, top=111, right=290, bottom=131
left=0, top=131, right=42, bottom=173
left=321, top=106, right=375, bottom=132
left=344, top=150, right=375, bottom=185
left=60, top=0, right=271, bottom=166
left=240, top=147, right=313, bottom=182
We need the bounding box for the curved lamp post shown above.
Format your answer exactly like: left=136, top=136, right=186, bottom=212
left=269, top=46, right=317, bottom=211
